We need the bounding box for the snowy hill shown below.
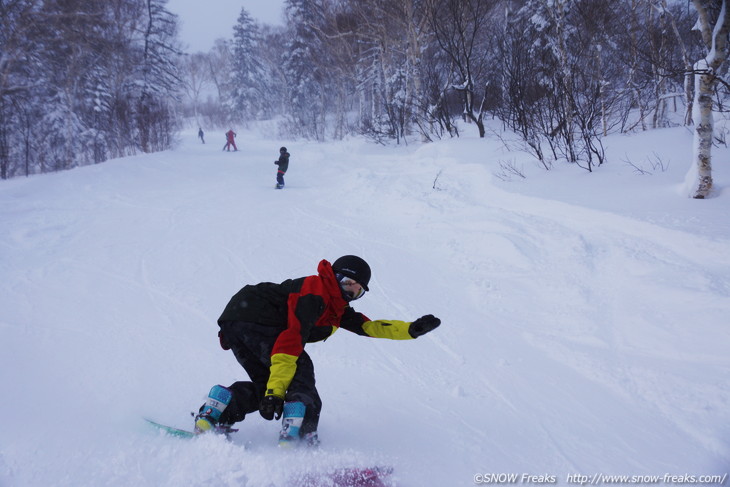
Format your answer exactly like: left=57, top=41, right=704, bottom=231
left=1, top=125, right=728, bottom=486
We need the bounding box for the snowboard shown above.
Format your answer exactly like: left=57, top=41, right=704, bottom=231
left=144, top=417, right=197, bottom=438
left=144, top=417, right=239, bottom=438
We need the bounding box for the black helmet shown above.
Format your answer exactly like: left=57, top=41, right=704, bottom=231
left=332, top=255, right=371, bottom=291
left=280, top=146, right=287, bottom=153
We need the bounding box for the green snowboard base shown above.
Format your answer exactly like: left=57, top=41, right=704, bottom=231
left=144, top=418, right=196, bottom=438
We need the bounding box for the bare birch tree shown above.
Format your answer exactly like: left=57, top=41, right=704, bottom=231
left=687, top=0, right=730, bottom=198
left=179, top=52, right=216, bottom=126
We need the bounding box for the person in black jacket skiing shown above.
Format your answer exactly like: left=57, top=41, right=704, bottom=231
left=194, top=255, right=441, bottom=447
left=275, top=146, right=289, bottom=189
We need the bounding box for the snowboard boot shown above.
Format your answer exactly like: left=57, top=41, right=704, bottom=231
left=278, top=401, right=306, bottom=447
left=194, top=385, right=233, bottom=434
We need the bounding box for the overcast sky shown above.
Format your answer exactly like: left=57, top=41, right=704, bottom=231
left=166, top=0, right=286, bottom=53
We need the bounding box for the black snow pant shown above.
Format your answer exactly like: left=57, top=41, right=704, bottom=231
left=215, top=321, right=322, bottom=435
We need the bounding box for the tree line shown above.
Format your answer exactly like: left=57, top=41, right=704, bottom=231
left=186, top=0, right=707, bottom=167
left=2, top=0, right=727, bottom=197
left=1, top=0, right=181, bottom=179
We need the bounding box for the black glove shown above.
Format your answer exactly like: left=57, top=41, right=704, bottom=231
left=409, top=314, right=441, bottom=338
left=259, top=394, right=284, bottom=420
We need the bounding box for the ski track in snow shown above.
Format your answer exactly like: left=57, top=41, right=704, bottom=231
left=1, top=126, right=729, bottom=486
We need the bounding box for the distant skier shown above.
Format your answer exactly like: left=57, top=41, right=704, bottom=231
left=194, top=255, right=441, bottom=447
left=223, top=129, right=237, bottom=151
left=275, top=146, right=289, bottom=189
left=198, top=127, right=205, bottom=144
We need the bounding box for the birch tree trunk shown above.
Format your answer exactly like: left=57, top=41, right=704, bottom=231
left=687, top=0, right=730, bottom=199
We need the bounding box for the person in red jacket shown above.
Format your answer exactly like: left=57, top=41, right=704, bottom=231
left=223, top=129, right=237, bottom=151
left=194, top=255, right=441, bottom=447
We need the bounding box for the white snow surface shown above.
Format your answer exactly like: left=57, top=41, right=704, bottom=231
left=1, top=123, right=729, bottom=486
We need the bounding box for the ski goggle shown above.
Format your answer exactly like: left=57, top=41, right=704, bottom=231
left=339, top=276, right=366, bottom=301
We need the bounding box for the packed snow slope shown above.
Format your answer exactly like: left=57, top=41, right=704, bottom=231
left=1, top=123, right=729, bottom=487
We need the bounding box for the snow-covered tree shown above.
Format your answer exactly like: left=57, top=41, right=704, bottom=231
left=34, top=0, right=118, bottom=171
left=282, top=0, right=327, bottom=140
left=497, top=0, right=622, bottom=170
left=0, top=0, right=43, bottom=178
left=0, top=0, right=182, bottom=178
left=346, top=0, right=435, bottom=143
left=135, top=0, right=183, bottom=153
left=230, top=8, right=270, bottom=122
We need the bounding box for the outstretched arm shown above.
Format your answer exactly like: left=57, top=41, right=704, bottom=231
left=340, top=307, right=440, bottom=339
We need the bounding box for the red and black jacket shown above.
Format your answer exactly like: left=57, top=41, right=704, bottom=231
left=217, top=259, right=414, bottom=398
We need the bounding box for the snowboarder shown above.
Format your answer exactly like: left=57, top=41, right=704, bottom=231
left=275, top=146, right=289, bottom=189
left=223, top=129, right=237, bottom=151
left=198, top=127, right=205, bottom=144
left=194, top=255, right=441, bottom=447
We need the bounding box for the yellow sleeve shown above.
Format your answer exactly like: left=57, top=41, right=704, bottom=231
left=361, top=320, right=414, bottom=340
left=266, top=353, right=298, bottom=398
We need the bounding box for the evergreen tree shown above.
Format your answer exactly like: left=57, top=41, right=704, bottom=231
left=230, top=8, right=270, bottom=121
left=282, top=0, right=327, bottom=140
